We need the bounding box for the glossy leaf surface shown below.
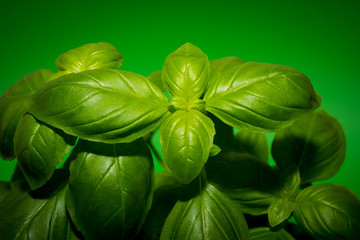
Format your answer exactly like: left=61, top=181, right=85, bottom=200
left=235, top=130, right=268, bottom=162
left=294, top=184, right=360, bottom=239
left=159, top=110, right=215, bottom=184
left=204, top=62, right=321, bottom=133
left=272, top=109, right=346, bottom=183
left=66, top=140, right=153, bottom=240
left=147, top=70, right=166, bottom=92
left=160, top=181, right=249, bottom=240
left=30, top=69, right=170, bottom=143
left=56, top=42, right=123, bottom=73
left=250, top=227, right=295, bottom=240
left=14, top=114, right=76, bottom=190
left=268, top=198, right=295, bottom=227
left=162, top=43, right=209, bottom=100
left=0, top=69, right=54, bottom=159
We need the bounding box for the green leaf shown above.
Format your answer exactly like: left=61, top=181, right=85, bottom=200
left=0, top=170, right=81, bottom=240
left=0, top=69, right=54, bottom=159
left=294, top=184, right=360, bottom=239
left=277, top=166, right=301, bottom=199
left=204, top=62, right=321, bottom=133
left=14, top=114, right=76, bottom=190
left=147, top=70, right=166, bottom=92
left=159, top=110, right=215, bottom=184
left=160, top=180, right=249, bottom=240
left=0, top=182, right=10, bottom=202
left=210, top=113, right=234, bottom=149
left=56, top=42, right=124, bottom=73
left=162, top=43, right=210, bottom=100
left=272, top=109, right=346, bottom=184
left=268, top=198, right=296, bottom=227
left=250, top=227, right=295, bottom=240
left=30, top=69, right=171, bottom=143
left=206, top=56, right=245, bottom=92
left=235, top=130, right=268, bottom=162
left=66, top=139, right=153, bottom=240
left=209, top=144, right=221, bottom=157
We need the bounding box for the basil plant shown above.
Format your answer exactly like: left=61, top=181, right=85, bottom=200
left=0, top=42, right=359, bottom=240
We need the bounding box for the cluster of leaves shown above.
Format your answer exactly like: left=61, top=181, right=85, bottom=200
left=0, top=42, right=359, bottom=240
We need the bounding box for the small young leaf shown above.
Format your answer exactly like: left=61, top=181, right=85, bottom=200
left=162, top=43, right=210, bottom=100
left=235, top=130, right=268, bottom=162
left=209, top=144, right=221, bottom=157
left=159, top=110, right=215, bottom=184
left=277, top=166, right=301, bottom=199
left=160, top=181, right=249, bottom=240
left=30, top=69, right=171, bottom=143
left=66, top=139, right=153, bottom=240
left=0, top=69, right=54, bottom=159
left=204, top=62, right=321, bottom=133
left=14, top=114, right=76, bottom=190
left=147, top=70, right=166, bottom=92
left=250, top=227, right=295, bottom=240
left=272, top=109, right=346, bottom=184
left=268, top=198, right=296, bottom=227
left=294, top=184, right=360, bottom=239
left=56, top=42, right=124, bottom=73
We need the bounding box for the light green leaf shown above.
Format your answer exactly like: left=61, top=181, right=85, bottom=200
left=268, top=198, right=296, bottom=227
left=206, top=56, right=245, bottom=92
left=294, top=184, right=360, bottom=239
left=250, top=227, right=295, bottom=240
left=204, top=62, right=321, bottom=133
left=162, top=43, right=210, bottom=100
left=56, top=42, right=124, bottom=73
left=235, top=130, right=268, bottom=162
left=14, top=114, right=76, bottom=190
left=147, top=70, right=166, bottom=92
left=159, top=110, right=215, bottom=184
left=30, top=69, right=171, bottom=143
left=272, top=109, right=346, bottom=184
left=66, top=139, right=153, bottom=240
left=160, top=180, right=249, bottom=240
left=0, top=69, right=54, bottom=159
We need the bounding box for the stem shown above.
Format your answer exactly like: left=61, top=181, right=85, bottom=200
left=148, top=142, right=169, bottom=172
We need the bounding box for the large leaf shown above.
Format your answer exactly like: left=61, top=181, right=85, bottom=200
left=0, top=69, right=54, bottom=159
left=147, top=70, right=166, bottom=92
left=204, top=62, right=321, bottom=133
left=235, top=130, right=268, bottom=162
left=14, top=114, right=76, bottom=190
left=30, top=69, right=171, bottom=143
left=56, top=42, right=123, bottom=73
left=0, top=170, right=81, bottom=240
left=66, top=139, right=153, bottom=240
left=250, top=227, right=295, bottom=240
left=272, top=109, right=346, bottom=184
left=162, top=43, right=209, bottom=100
left=294, top=184, right=360, bottom=239
left=159, top=110, right=215, bottom=184
left=160, top=180, right=249, bottom=240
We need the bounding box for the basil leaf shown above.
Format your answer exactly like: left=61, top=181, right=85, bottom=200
left=0, top=69, right=54, bottom=159
left=56, top=42, right=124, bottom=73
left=30, top=69, right=171, bottom=143
left=204, top=62, right=321, bottom=133
left=268, top=198, right=296, bottom=227
left=277, top=166, right=301, bottom=199
left=66, top=139, right=153, bottom=240
left=14, top=114, right=76, bottom=190
left=294, top=183, right=360, bottom=239
left=272, top=109, right=346, bottom=184
left=206, top=56, right=245, bottom=92
left=162, top=43, right=210, bottom=100
left=159, top=110, right=215, bottom=184
left=250, top=227, right=295, bottom=240
left=210, top=113, right=234, bottom=149
left=0, top=170, right=81, bottom=240
left=147, top=70, right=166, bottom=92
left=0, top=182, right=10, bottom=202
left=235, top=130, right=268, bottom=162
left=160, top=181, right=249, bottom=240
left=209, top=144, right=221, bottom=157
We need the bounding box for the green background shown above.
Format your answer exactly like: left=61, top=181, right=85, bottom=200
left=1, top=0, right=359, bottom=195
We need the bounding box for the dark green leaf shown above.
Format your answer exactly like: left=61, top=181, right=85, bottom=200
left=160, top=180, right=249, bottom=240
left=0, top=69, right=54, bottom=159
left=162, top=43, right=209, bottom=100
left=210, top=113, right=234, bottom=149
left=147, top=70, right=166, bottom=92
left=30, top=69, right=171, bottom=143
left=204, top=62, right=321, bottom=133
left=272, top=109, right=346, bottom=184
left=66, top=140, right=153, bottom=240
left=56, top=42, right=123, bottom=73
left=209, top=144, right=221, bottom=157
left=268, top=198, right=296, bottom=227
left=159, top=110, right=215, bottom=184
left=277, top=166, right=301, bottom=199
left=250, top=227, right=295, bottom=240
left=294, top=184, right=360, bottom=239
left=0, top=182, right=10, bottom=202
left=14, top=114, right=76, bottom=190
left=235, top=130, right=268, bottom=162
